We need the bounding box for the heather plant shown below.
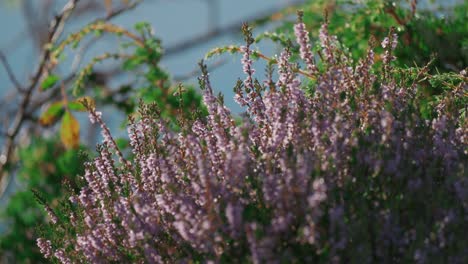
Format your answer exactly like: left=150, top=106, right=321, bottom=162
left=36, top=13, right=467, bottom=264
left=2, top=2, right=464, bottom=263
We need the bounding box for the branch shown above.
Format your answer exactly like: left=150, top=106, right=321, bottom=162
left=0, top=51, right=25, bottom=92
left=173, top=58, right=229, bottom=82
left=101, top=0, right=143, bottom=22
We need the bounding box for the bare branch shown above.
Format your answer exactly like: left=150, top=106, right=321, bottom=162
left=0, top=51, right=25, bottom=92
left=173, top=58, right=229, bottom=82
left=165, top=0, right=305, bottom=57
left=101, top=0, right=143, bottom=21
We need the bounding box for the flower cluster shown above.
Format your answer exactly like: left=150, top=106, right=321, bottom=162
left=294, top=11, right=317, bottom=74
left=38, top=18, right=467, bottom=263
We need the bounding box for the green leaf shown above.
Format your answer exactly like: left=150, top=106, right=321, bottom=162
left=60, top=111, right=80, bottom=149
left=68, top=102, right=87, bottom=112
left=134, top=22, right=150, bottom=33
left=39, top=102, right=64, bottom=126
left=40, top=74, right=60, bottom=91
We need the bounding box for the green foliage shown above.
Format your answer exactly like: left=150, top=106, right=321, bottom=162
left=273, top=0, right=467, bottom=72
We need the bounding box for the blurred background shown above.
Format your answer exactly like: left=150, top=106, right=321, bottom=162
left=0, top=0, right=465, bottom=263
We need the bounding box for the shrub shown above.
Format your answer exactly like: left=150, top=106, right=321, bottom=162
left=37, top=15, right=467, bottom=263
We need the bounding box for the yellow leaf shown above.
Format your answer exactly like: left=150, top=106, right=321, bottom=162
left=39, top=102, right=64, bottom=126
left=60, top=111, right=80, bottom=149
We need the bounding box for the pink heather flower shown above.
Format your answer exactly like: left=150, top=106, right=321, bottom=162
left=37, top=238, right=53, bottom=259
left=240, top=45, right=255, bottom=90
left=383, top=50, right=396, bottom=64
left=294, top=21, right=317, bottom=73
left=54, top=249, right=72, bottom=264
left=309, top=178, right=327, bottom=208
left=44, top=204, right=58, bottom=224
left=88, top=111, right=102, bottom=124
left=381, top=37, right=390, bottom=49
left=381, top=33, right=398, bottom=50
left=382, top=33, right=398, bottom=64
left=276, top=49, right=293, bottom=87
left=318, top=22, right=337, bottom=64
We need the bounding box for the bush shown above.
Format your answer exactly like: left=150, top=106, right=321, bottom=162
left=36, top=12, right=467, bottom=263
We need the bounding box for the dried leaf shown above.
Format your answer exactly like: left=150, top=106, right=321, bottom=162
left=60, top=111, right=80, bottom=149
left=39, top=102, right=64, bottom=126
left=70, top=97, right=95, bottom=111
left=76, top=96, right=96, bottom=110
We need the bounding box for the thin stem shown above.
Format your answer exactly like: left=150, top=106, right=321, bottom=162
left=0, top=51, right=25, bottom=92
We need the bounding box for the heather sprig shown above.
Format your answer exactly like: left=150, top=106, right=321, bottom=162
left=38, top=18, right=467, bottom=263
left=294, top=10, right=318, bottom=74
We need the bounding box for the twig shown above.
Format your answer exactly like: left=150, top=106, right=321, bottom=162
left=71, top=36, right=100, bottom=72
left=101, top=0, right=143, bottom=22
left=0, top=51, right=25, bottom=92
left=207, top=45, right=316, bottom=80
left=173, top=58, right=229, bottom=82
